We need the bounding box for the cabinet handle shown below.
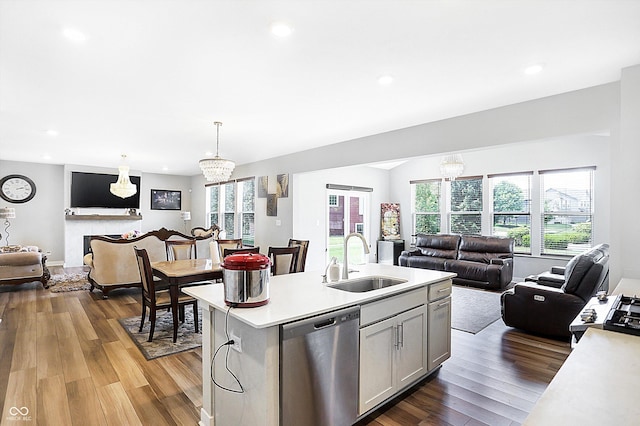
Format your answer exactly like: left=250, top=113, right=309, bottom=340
left=397, top=323, right=404, bottom=349
left=437, top=288, right=449, bottom=293
left=436, top=301, right=450, bottom=309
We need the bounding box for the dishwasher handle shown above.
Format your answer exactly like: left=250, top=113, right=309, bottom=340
left=314, top=318, right=335, bottom=329
left=281, top=306, right=360, bottom=341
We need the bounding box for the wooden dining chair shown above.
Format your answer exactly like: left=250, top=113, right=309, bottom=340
left=217, top=239, right=243, bottom=259
left=288, top=239, right=309, bottom=272
left=134, top=247, right=198, bottom=342
left=223, top=246, right=261, bottom=257
left=165, top=239, right=197, bottom=261
left=268, top=246, right=300, bottom=275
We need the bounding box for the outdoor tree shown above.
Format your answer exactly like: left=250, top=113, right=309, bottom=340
left=493, top=181, right=524, bottom=225
left=415, top=182, right=440, bottom=233
left=451, top=179, right=482, bottom=234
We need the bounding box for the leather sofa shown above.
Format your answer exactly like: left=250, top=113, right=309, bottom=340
left=398, top=234, right=514, bottom=289
left=83, top=227, right=214, bottom=298
left=501, top=243, right=610, bottom=338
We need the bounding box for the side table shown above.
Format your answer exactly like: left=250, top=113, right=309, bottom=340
left=569, top=295, right=616, bottom=345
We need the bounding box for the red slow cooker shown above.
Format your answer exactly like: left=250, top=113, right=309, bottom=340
left=221, top=252, right=271, bottom=307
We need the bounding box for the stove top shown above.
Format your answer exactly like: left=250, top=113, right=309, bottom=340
left=604, top=295, right=640, bottom=336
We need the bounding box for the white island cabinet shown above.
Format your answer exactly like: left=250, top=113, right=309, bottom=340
left=183, top=263, right=455, bottom=426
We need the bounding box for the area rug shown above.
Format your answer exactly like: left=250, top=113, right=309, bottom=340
left=48, top=272, right=92, bottom=293
left=118, top=309, right=202, bottom=360
left=451, top=285, right=502, bottom=334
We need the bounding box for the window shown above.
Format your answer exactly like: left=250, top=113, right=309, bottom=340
left=490, top=173, right=532, bottom=254
left=206, top=177, right=255, bottom=246
left=540, top=168, right=594, bottom=256
left=411, top=180, right=441, bottom=234
left=450, top=177, right=482, bottom=235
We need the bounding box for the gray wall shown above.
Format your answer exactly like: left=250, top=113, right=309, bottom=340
left=0, top=160, right=192, bottom=265
left=0, top=160, right=65, bottom=261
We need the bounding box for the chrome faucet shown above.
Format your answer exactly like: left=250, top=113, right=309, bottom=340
left=343, top=232, right=370, bottom=280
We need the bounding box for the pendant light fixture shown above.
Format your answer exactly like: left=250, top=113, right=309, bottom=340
left=440, top=154, right=465, bottom=181
left=110, top=154, right=138, bottom=199
left=199, top=121, right=235, bottom=183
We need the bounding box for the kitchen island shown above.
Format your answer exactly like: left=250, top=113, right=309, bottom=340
left=184, top=263, right=455, bottom=426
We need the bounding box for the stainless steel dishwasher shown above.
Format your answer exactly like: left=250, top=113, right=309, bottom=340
left=280, top=305, right=360, bottom=426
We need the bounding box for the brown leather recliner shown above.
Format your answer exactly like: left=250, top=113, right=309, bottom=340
left=500, top=243, right=610, bottom=339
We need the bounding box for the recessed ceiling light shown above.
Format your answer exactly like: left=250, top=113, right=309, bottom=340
left=378, top=75, right=394, bottom=85
left=205, top=151, right=213, bottom=157
left=62, top=28, right=87, bottom=42
left=162, top=166, right=169, bottom=171
left=524, top=63, right=544, bottom=75
left=43, top=154, right=52, bottom=160
left=271, top=22, right=293, bottom=38
left=46, top=129, right=59, bottom=137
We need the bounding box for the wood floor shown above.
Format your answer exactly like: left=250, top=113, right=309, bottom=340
left=0, top=268, right=571, bottom=425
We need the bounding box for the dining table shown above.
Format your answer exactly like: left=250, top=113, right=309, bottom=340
left=151, top=258, right=223, bottom=342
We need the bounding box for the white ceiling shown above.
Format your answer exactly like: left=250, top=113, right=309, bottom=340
left=1, top=0, right=639, bottom=176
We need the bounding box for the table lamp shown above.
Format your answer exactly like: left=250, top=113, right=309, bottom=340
left=0, top=207, right=16, bottom=246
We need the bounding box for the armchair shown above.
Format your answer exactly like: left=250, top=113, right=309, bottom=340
left=501, top=243, right=609, bottom=338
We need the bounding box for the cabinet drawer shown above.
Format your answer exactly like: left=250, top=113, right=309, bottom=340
left=361, top=288, right=424, bottom=327
left=428, top=279, right=452, bottom=302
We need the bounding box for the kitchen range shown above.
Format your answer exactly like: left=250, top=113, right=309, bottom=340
left=184, top=263, right=455, bottom=426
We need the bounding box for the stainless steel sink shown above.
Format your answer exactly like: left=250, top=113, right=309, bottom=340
left=328, top=276, right=408, bottom=292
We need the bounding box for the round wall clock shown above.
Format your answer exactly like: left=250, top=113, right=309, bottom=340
left=0, top=174, right=36, bottom=203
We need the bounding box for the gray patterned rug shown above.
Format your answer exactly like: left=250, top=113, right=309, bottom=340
left=118, top=309, right=202, bottom=360
left=48, top=272, right=92, bottom=292
left=451, top=285, right=502, bottom=334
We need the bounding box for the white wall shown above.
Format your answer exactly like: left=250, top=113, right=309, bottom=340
left=228, top=82, right=619, bottom=280
left=292, top=166, right=391, bottom=272
left=612, top=64, right=640, bottom=291
left=389, top=135, right=611, bottom=280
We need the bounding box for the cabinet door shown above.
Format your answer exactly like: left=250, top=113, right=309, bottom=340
left=428, top=296, right=451, bottom=371
left=396, top=305, right=428, bottom=389
left=359, top=317, right=396, bottom=414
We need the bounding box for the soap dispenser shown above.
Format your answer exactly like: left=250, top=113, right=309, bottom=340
left=328, top=257, right=340, bottom=282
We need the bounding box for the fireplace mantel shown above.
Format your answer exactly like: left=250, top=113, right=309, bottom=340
left=65, top=215, right=142, bottom=221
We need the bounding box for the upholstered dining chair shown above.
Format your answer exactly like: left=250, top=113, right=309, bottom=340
left=165, top=239, right=197, bottom=261
left=223, top=246, right=261, bottom=257
left=288, top=239, right=309, bottom=272
left=268, top=246, right=300, bottom=275
left=134, top=247, right=198, bottom=342
left=217, top=239, right=243, bottom=259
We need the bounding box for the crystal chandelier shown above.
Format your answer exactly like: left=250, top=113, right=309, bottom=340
left=110, top=154, right=138, bottom=199
left=200, top=121, right=235, bottom=183
left=440, top=154, right=464, bottom=181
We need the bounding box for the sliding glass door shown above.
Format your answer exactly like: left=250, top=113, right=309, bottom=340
left=326, top=189, right=370, bottom=265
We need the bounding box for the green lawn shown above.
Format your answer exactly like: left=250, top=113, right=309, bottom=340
left=328, top=236, right=369, bottom=265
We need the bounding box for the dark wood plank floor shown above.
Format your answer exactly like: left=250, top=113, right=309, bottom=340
left=0, top=268, right=570, bottom=425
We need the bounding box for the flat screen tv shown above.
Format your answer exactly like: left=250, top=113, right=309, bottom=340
left=70, top=171, right=141, bottom=209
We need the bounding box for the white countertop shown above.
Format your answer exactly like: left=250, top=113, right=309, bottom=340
left=524, top=327, right=640, bottom=425
left=183, top=263, right=455, bottom=329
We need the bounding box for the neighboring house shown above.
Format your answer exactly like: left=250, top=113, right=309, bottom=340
left=545, top=188, right=591, bottom=224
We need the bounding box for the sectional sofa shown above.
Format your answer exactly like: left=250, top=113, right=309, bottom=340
left=398, top=234, right=514, bottom=289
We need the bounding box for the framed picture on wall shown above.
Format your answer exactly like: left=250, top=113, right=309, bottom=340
left=381, top=203, right=401, bottom=240
left=151, top=189, right=182, bottom=210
